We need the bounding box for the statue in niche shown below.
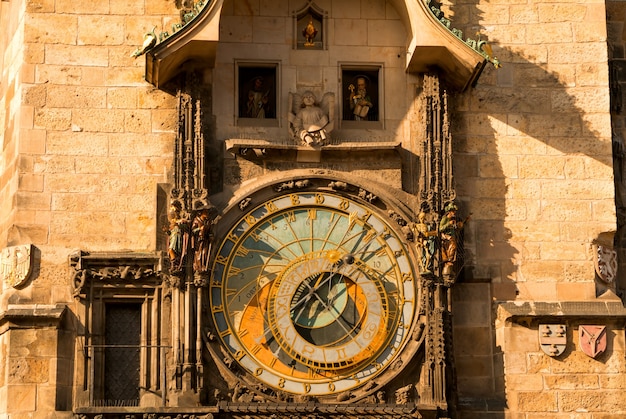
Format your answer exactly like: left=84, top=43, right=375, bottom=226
left=288, top=90, right=334, bottom=146
left=413, top=211, right=437, bottom=275
left=348, top=76, right=374, bottom=120
left=191, top=204, right=219, bottom=285
left=439, top=201, right=469, bottom=280
left=302, top=17, right=318, bottom=46
left=165, top=200, right=189, bottom=275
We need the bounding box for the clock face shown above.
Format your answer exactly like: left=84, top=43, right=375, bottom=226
left=210, top=190, right=418, bottom=397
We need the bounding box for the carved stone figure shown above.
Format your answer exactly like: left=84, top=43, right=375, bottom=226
left=348, top=76, right=373, bottom=120
left=302, top=18, right=317, bottom=46
left=246, top=76, right=270, bottom=118
left=414, top=212, right=437, bottom=274
left=439, top=202, right=468, bottom=279
left=289, top=90, right=334, bottom=146
left=166, top=200, right=189, bottom=275
left=191, top=205, right=218, bottom=283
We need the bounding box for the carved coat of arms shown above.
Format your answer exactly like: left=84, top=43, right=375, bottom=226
left=0, top=244, right=33, bottom=288
left=539, top=324, right=567, bottom=357
left=579, top=325, right=607, bottom=359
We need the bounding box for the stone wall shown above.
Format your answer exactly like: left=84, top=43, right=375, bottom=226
left=0, top=0, right=26, bottom=248
left=0, top=0, right=623, bottom=417
left=450, top=0, right=624, bottom=417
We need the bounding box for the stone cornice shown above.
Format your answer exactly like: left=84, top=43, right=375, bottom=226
left=497, top=300, right=626, bottom=324
left=0, top=304, right=66, bottom=335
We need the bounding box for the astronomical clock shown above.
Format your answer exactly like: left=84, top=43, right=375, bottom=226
left=207, top=180, right=423, bottom=403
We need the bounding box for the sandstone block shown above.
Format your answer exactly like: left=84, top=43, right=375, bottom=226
left=548, top=43, right=608, bottom=64
left=109, top=0, right=145, bottom=15
left=517, top=391, right=557, bottom=412
left=8, top=358, right=49, bottom=384
left=559, top=390, right=626, bottom=412
left=107, top=87, right=138, bottom=109
left=46, top=132, right=108, bottom=156
left=72, top=108, right=125, bottom=133
left=35, top=65, right=82, bottom=85
left=540, top=200, right=592, bottom=221
left=18, top=129, right=46, bottom=154
left=6, top=385, right=37, bottom=412
left=334, top=19, right=368, bottom=46
left=367, top=19, right=404, bottom=46
left=109, top=133, right=171, bottom=157
left=75, top=157, right=121, bottom=174
left=505, top=374, right=544, bottom=391
left=78, top=16, right=125, bottom=46
left=514, top=281, right=558, bottom=300
left=536, top=5, right=587, bottom=23
left=26, top=0, right=55, bottom=13
left=18, top=173, right=43, bottom=192
left=56, top=0, right=108, bottom=14
left=44, top=45, right=109, bottom=67
left=25, top=14, right=78, bottom=45
left=33, top=108, right=71, bottom=131
left=124, top=109, right=152, bottom=133
left=544, top=374, right=599, bottom=390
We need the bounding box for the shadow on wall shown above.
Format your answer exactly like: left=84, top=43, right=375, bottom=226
left=440, top=0, right=618, bottom=417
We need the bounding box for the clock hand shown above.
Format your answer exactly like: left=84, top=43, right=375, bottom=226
left=309, top=291, right=359, bottom=338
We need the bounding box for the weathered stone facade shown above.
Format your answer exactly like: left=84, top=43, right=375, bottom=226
left=0, top=0, right=624, bottom=418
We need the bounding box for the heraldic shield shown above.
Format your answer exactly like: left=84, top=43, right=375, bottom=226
left=579, top=325, right=607, bottom=359
left=539, top=324, right=567, bottom=357
left=0, top=244, right=33, bottom=289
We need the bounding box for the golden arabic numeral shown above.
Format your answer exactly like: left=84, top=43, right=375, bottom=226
left=314, top=193, right=325, bottom=204
left=264, top=201, right=279, bottom=213
left=255, top=367, right=263, bottom=376
left=290, top=194, right=300, bottom=205
left=328, top=382, right=335, bottom=392
left=304, top=383, right=311, bottom=394
left=245, top=214, right=257, bottom=225
left=278, top=378, right=285, bottom=388
left=360, top=211, right=372, bottom=223
left=339, top=199, right=350, bottom=210
left=234, top=350, right=245, bottom=361
left=372, top=362, right=382, bottom=370
left=403, top=272, right=413, bottom=282
left=307, top=208, right=317, bottom=220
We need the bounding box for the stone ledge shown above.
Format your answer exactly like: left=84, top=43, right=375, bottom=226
left=225, top=138, right=401, bottom=154
left=0, top=303, right=67, bottom=333
left=497, top=300, right=626, bottom=323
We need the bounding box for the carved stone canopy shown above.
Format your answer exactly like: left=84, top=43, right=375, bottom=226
left=145, top=0, right=488, bottom=90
